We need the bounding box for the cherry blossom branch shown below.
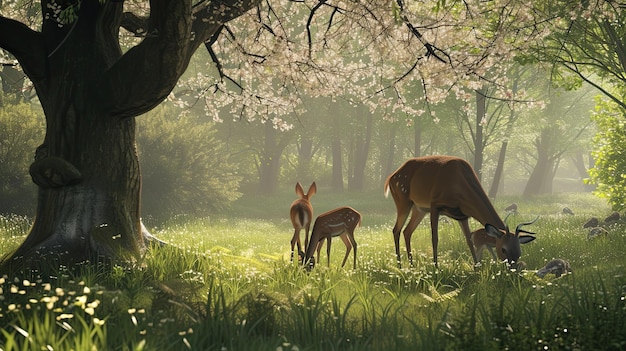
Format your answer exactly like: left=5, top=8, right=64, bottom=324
left=394, top=0, right=450, bottom=64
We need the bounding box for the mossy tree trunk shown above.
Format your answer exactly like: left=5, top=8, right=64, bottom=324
left=0, top=0, right=258, bottom=273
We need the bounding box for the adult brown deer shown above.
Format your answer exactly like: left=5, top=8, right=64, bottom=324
left=289, top=182, right=316, bottom=262
left=384, top=155, right=537, bottom=268
left=304, top=206, right=361, bottom=270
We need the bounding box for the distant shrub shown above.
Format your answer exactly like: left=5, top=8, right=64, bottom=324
left=137, top=107, right=242, bottom=222
left=0, top=97, right=44, bottom=215
left=589, top=93, right=626, bottom=211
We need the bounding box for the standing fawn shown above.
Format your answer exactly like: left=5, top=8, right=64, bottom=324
left=384, top=155, right=537, bottom=268
left=304, top=206, right=361, bottom=270
left=289, top=182, right=316, bottom=262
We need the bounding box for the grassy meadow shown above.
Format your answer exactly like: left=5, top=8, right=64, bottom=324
left=1, top=191, right=626, bottom=350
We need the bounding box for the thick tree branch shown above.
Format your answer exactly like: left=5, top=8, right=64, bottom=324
left=120, top=12, right=148, bottom=36
left=0, top=16, right=47, bottom=82
left=102, top=0, right=260, bottom=118
left=100, top=0, right=195, bottom=118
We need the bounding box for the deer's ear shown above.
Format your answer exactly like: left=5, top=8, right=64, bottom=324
left=518, top=234, right=536, bottom=244
left=308, top=182, right=317, bottom=196
left=484, top=224, right=503, bottom=239
left=295, top=182, right=305, bottom=197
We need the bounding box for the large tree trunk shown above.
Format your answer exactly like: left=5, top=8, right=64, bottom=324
left=0, top=0, right=257, bottom=273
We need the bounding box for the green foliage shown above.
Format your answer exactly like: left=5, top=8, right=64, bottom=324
left=1, top=193, right=625, bottom=350
left=589, top=93, right=626, bottom=210
left=137, top=107, right=242, bottom=222
left=0, top=97, right=44, bottom=215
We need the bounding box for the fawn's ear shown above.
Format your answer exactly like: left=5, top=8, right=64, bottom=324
left=295, top=182, right=305, bottom=197
left=484, top=224, right=504, bottom=239
left=518, top=234, right=536, bottom=244
left=307, top=182, right=317, bottom=197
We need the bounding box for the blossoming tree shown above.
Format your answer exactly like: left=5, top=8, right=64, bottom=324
left=0, top=0, right=547, bottom=273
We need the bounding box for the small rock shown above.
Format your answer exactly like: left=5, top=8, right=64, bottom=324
left=536, top=259, right=571, bottom=278
left=588, top=226, right=609, bottom=240
left=505, top=203, right=518, bottom=213
left=582, top=217, right=599, bottom=228
left=604, top=211, right=620, bottom=223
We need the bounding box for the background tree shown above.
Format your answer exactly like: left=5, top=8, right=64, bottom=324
left=522, top=1, right=625, bottom=195
left=137, top=106, right=241, bottom=223
left=525, top=0, right=626, bottom=110
left=521, top=85, right=595, bottom=196
left=589, top=89, right=626, bottom=210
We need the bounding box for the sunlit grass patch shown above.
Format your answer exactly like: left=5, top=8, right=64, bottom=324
left=1, top=193, right=625, bottom=349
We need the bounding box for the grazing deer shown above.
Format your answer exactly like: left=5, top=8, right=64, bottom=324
left=471, top=217, right=537, bottom=262
left=289, top=182, right=316, bottom=262
left=304, top=206, right=361, bottom=270
left=384, top=155, right=537, bottom=268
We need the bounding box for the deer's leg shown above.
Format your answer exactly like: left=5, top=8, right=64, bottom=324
left=475, top=245, right=484, bottom=262
left=326, top=237, right=332, bottom=267
left=304, top=232, right=320, bottom=268
left=392, top=199, right=413, bottom=268
left=459, top=219, right=478, bottom=264
left=339, top=233, right=353, bottom=268
left=348, top=229, right=358, bottom=269
left=430, top=208, right=441, bottom=267
left=304, top=223, right=310, bottom=252
left=403, top=206, right=425, bottom=267
left=291, top=228, right=301, bottom=262
left=487, top=246, right=497, bottom=261
left=315, top=240, right=323, bottom=265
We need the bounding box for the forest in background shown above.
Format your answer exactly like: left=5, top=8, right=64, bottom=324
left=1, top=60, right=597, bottom=222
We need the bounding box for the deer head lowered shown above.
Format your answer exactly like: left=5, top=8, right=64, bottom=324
left=304, top=206, right=361, bottom=270
left=471, top=217, right=538, bottom=262
left=289, top=182, right=316, bottom=262
left=384, top=155, right=537, bottom=268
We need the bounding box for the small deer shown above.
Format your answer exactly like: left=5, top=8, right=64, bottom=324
left=289, top=182, right=316, bottom=262
left=470, top=217, right=538, bottom=262
left=304, top=206, right=361, bottom=270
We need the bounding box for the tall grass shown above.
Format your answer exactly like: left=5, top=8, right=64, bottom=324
left=1, top=192, right=625, bottom=350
